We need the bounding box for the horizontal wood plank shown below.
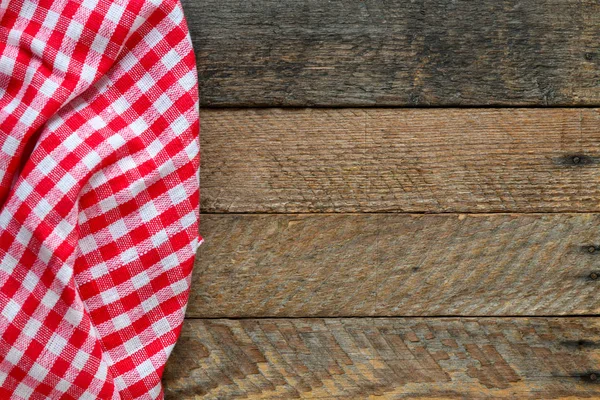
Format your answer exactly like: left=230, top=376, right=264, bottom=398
left=164, top=318, right=600, bottom=399
left=183, top=0, right=600, bottom=106
left=188, top=213, right=600, bottom=318
left=200, top=108, right=600, bottom=213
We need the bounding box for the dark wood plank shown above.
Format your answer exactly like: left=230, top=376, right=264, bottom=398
left=200, top=108, right=600, bottom=213
left=183, top=0, right=600, bottom=106
left=188, top=213, right=600, bottom=318
left=164, top=318, right=600, bottom=399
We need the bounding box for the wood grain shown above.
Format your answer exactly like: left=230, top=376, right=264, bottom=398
left=200, top=108, right=600, bottom=213
left=183, top=0, right=600, bottom=107
left=164, top=318, right=600, bottom=399
left=188, top=213, right=600, bottom=318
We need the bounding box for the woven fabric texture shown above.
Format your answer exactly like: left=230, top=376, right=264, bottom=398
left=0, top=0, right=201, bottom=398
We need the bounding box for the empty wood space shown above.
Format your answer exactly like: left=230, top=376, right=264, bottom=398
left=166, top=318, right=600, bottom=399
left=183, top=0, right=600, bottom=107
left=200, top=108, right=600, bottom=213
left=166, top=0, right=600, bottom=398
left=187, top=213, right=600, bottom=318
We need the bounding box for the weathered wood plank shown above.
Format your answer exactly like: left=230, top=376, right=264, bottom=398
left=200, top=108, right=600, bottom=213
left=164, top=318, right=600, bottom=399
left=183, top=0, right=600, bottom=106
left=188, top=213, right=600, bottom=318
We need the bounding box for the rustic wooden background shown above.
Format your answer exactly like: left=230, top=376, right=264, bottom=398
left=164, top=0, right=600, bottom=398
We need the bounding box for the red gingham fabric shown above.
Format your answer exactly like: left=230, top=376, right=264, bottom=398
left=0, top=0, right=201, bottom=398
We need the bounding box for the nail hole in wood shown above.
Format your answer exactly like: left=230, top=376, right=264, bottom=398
left=588, top=246, right=597, bottom=254
left=552, top=154, right=595, bottom=166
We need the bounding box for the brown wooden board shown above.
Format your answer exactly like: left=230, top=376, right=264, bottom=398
left=188, top=213, right=600, bottom=318
left=164, top=318, right=600, bottom=399
left=182, top=0, right=600, bottom=107
left=200, top=108, right=600, bottom=213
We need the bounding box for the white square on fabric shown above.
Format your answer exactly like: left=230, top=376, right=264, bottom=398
left=20, top=106, right=39, bottom=127
left=154, top=93, right=173, bottom=114
left=136, top=74, right=155, bottom=94
left=120, top=247, right=138, bottom=265
left=57, top=173, right=78, bottom=194
left=23, top=318, right=43, bottom=338
left=39, top=79, right=60, bottom=98
left=170, top=115, right=190, bottom=135
left=130, top=117, right=149, bottom=135
left=22, top=271, right=40, bottom=292
left=112, top=96, right=131, bottom=115
left=41, top=290, right=60, bottom=310
left=89, top=116, right=107, bottom=130
left=151, top=229, right=168, bottom=248
left=1, top=299, right=20, bottom=322
left=54, top=51, right=71, bottom=73
left=1, top=253, right=18, bottom=274
left=139, top=201, right=158, bottom=223
left=106, top=3, right=124, bottom=23
left=90, top=262, right=109, bottom=280
left=136, top=359, right=155, bottom=379
left=55, top=379, right=71, bottom=394
left=54, top=219, right=74, bottom=240
left=141, top=295, right=159, bottom=313
left=78, top=235, right=99, bottom=255
left=47, top=334, right=68, bottom=356
left=38, top=155, right=58, bottom=175
left=33, top=198, right=53, bottom=220
left=66, top=19, right=85, bottom=41
left=144, top=28, right=163, bottom=47
left=42, top=10, right=60, bottom=31
left=123, top=336, right=143, bottom=354
left=110, top=313, right=132, bottom=330
left=91, top=34, right=110, bottom=55
left=108, top=219, right=128, bottom=241
left=168, top=184, right=186, bottom=205
left=107, top=134, right=126, bottom=150
left=2, top=135, right=19, bottom=156
left=63, top=132, right=83, bottom=151
left=29, top=363, right=49, bottom=380
left=131, top=271, right=151, bottom=290
left=5, top=347, right=23, bottom=364
left=178, top=70, right=196, bottom=91
left=100, top=288, right=119, bottom=305
left=14, top=383, right=34, bottom=399
left=82, top=150, right=102, bottom=169
left=72, top=350, right=91, bottom=371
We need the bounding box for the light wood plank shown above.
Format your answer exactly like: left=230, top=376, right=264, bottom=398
left=200, top=108, right=600, bottom=213
left=188, top=213, right=600, bottom=317
left=164, top=318, right=600, bottom=399
left=183, top=0, right=600, bottom=106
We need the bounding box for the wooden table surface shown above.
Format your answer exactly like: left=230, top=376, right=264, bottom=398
left=164, top=1, right=600, bottom=398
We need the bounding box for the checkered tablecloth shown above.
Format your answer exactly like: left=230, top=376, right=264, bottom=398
left=0, top=0, right=201, bottom=398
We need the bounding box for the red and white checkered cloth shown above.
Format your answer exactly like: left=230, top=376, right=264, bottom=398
left=0, top=0, right=201, bottom=398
